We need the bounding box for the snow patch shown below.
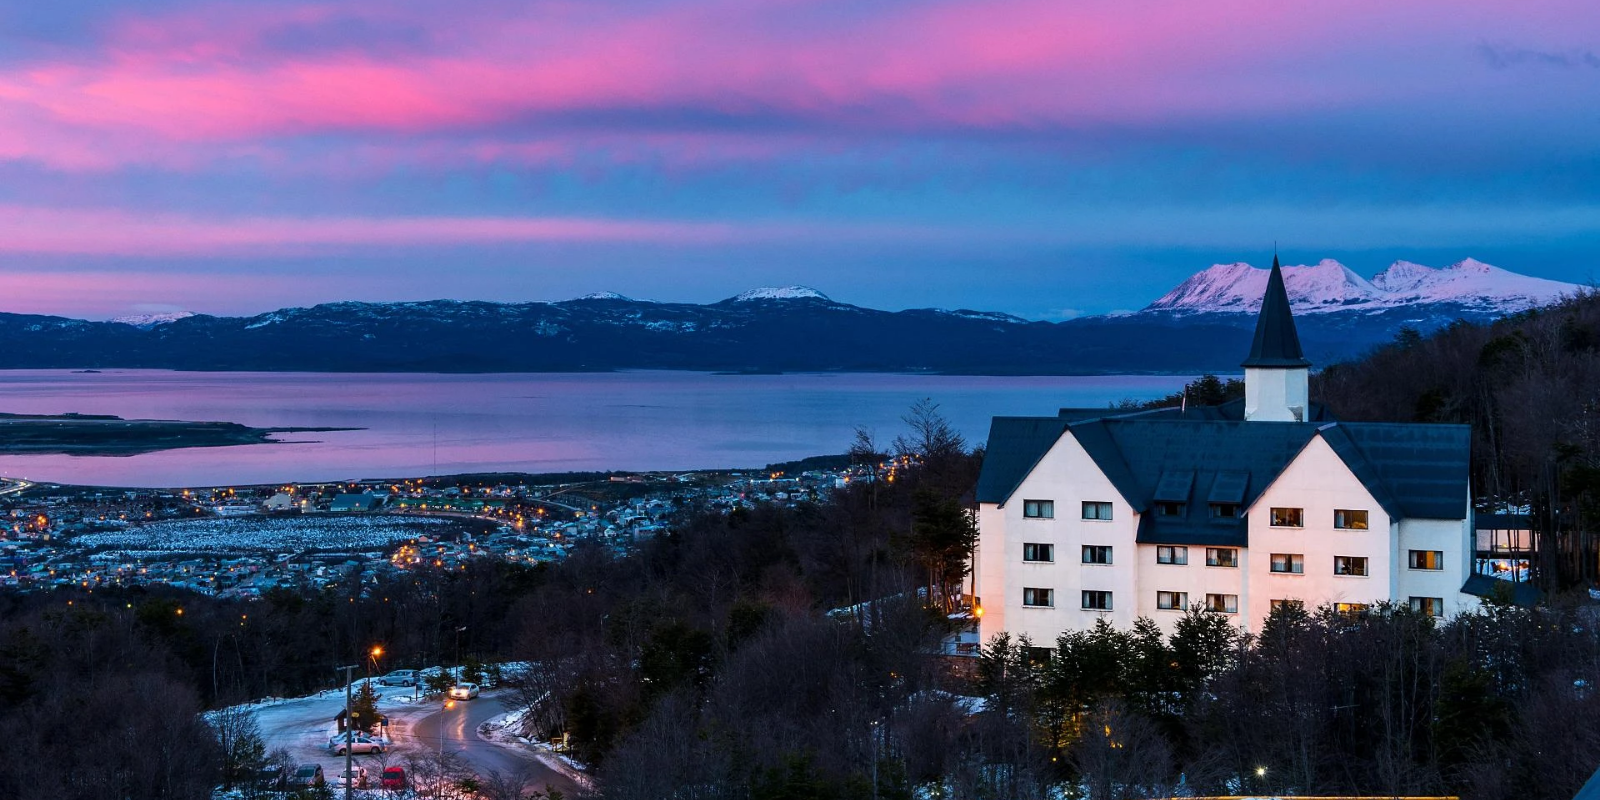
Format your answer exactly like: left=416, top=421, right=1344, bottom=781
left=112, top=311, right=196, bottom=328
left=730, top=286, right=831, bottom=302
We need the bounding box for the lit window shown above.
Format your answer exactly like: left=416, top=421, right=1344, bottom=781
left=1270, top=553, right=1304, bottom=574
left=1210, top=503, right=1239, bottom=518
left=1334, top=555, right=1369, bottom=576
left=1270, top=507, right=1304, bottom=527
left=1409, top=596, right=1444, bottom=617
left=1205, top=593, right=1238, bottom=613
left=1022, top=543, right=1054, bottom=563
left=1335, top=602, right=1369, bottom=616
left=1081, top=545, right=1112, bottom=565
left=1157, top=545, right=1188, bottom=565
left=1270, top=599, right=1303, bottom=613
left=1081, top=501, right=1112, bottom=520
left=1157, top=591, right=1188, bottom=610
left=1081, top=590, right=1113, bottom=611
left=1334, top=509, right=1369, bottom=530
left=1205, top=547, right=1239, bottom=568
left=1023, top=500, right=1054, bottom=519
left=1408, top=550, right=1443, bottom=570
left=1022, top=587, right=1054, bottom=607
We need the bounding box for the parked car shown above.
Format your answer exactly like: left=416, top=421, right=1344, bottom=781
left=380, top=766, right=408, bottom=790
left=292, top=764, right=325, bottom=788
left=328, top=732, right=386, bottom=755
left=448, top=682, right=480, bottom=700
left=336, top=767, right=369, bottom=789
left=378, top=669, right=418, bottom=686
left=252, top=765, right=287, bottom=791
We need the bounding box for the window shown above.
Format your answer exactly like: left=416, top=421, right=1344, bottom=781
left=1157, top=545, right=1188, bottom=565
left=1408, top=550, right=1443, bottom=570
left=1206, top=593, right=1239, bottom=613
left=1025, top=646, right=1054, bottom=664
left=1024, top=500, right=1054, bottom=519
left=1022, top=587, right=1054, bottom=607
left=1022, top=543, right=1054, bottom=563
left=1157, top=591, right=1188, bottom=610
left=1270, top=553, right=1304, bottom=574
left=1205, top=547, right=1239, bottom=568
left=1334, top=555, right=1369, bottom=576
left=1210, top=503, right=1240, bottom=518
left=1082, top=590, right=1113, bottom=611
left=1410, top=596, right=1444, bottom=617
left=1270, top=599, right=1304, bottom=613
left=1081, top=501, right=1112, bottom=520
left=1156, top=501, right=1183, bottom=517
left=1334, top=509, right=1369, bottom=530
left=1270, top=507, right=1304, bottom=527
left=1335, top=602, right=1369, bottom=616
left=1082, top=545, right=1113, bottom=565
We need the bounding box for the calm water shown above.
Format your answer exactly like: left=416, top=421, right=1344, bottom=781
left=0, top=371, right=1190, bottom=487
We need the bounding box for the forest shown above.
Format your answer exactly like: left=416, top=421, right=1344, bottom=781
left=3, top=299, right=1600, bottom=798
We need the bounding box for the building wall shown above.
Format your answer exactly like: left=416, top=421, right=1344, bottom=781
left=1397, top=516, right=1476, bottom=613
left=1245, top=435, right=1392, bottom=629
left=976, top=429, right=1138, bottom=647
left=1132, top=541, right=1245, bottom=635
left=1244, top=366, right=1309, bottom=422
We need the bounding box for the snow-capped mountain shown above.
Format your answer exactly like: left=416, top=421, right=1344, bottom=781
left=1145, top=258, right=1578, bottom=315
left=111, top=311, right=196, bottom=328
left=727, top=286, right=832, bottom=303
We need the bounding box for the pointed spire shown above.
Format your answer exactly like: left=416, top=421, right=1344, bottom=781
left=1241, top=255, right=1311, bottom=368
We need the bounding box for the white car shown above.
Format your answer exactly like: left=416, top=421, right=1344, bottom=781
left=377, top=669, right=418, bottom=687
left=448, top=682, right=480, bottom=700
left=328, top=733, right=386, bottom=755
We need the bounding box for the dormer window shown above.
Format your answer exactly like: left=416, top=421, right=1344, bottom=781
left=1210, top=503, right=1239, bottom=518
left=1156, top=502, right=1183, bottom=517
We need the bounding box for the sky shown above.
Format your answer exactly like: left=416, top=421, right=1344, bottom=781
left=0, top=0, right=1597, bottom=320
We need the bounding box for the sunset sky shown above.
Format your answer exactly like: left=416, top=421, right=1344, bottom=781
left=1, top=0, right=1597, bottom=319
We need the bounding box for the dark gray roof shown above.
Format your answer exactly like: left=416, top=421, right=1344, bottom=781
left=973, top=416, right=1071, bottom=508
left=976, top=407, right=1470, bottom=547
left=1574, top=764, right=1600, bottom=800
left=1476, top=512, right=1532, bottom=531
left=1060, top=398, right=1334, bottom=423
left=1460, top=574, right=1543, bottom=607
left=1241, top=256, right=1312, bottom=368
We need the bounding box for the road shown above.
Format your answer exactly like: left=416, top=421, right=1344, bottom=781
left=250, top=684, right=581, bottom=795
left=409, top=689, right=579, bottom=795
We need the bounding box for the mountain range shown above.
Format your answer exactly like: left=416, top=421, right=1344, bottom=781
left=0, top=258, right=1582, bottom=374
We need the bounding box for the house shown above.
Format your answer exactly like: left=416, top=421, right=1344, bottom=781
left=973, top=257, right=1476, bottom=643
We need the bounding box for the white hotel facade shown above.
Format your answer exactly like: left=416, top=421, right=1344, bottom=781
left=973, top=258, right=1478, bottom=644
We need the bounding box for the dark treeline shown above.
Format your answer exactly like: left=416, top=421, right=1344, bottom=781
left=977, top=600, right=1600, bottom=800
left=1314, top=290, right=1600, bottom=590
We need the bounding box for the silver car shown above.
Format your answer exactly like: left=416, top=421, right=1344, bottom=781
left=377, top=669, right=418, bottom=687
left=328, top=733, right=386, bottom=755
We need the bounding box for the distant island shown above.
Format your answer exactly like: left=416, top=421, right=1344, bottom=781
left=0, top=413, right=355, bottom=457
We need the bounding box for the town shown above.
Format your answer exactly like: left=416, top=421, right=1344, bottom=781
left=0, top=462, right=857, bottom=597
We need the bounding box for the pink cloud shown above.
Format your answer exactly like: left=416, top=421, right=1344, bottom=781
left=0, top=0, right=1591, bottom=170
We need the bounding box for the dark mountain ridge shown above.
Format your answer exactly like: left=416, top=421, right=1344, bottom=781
left=0, top=263, right=1579, bottom=374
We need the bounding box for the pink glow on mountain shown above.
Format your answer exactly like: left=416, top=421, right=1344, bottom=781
left=1145, top=258, right=1580, bottom=315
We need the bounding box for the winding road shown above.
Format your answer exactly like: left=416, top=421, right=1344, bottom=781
left=250, top=684, right=581, bottom=795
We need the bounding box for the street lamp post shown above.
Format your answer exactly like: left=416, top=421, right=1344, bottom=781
left=454, top=626, right=467, bottom=682
left=336, top=664, right=358, bottom=800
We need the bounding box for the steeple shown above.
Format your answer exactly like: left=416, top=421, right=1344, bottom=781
left=1241, top=255, right=1311, bottom=368
left=1241, top=255, right=1310, bottom=422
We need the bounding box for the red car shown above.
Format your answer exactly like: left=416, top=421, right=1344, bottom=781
left=380, top=766, right=407, bottom=790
